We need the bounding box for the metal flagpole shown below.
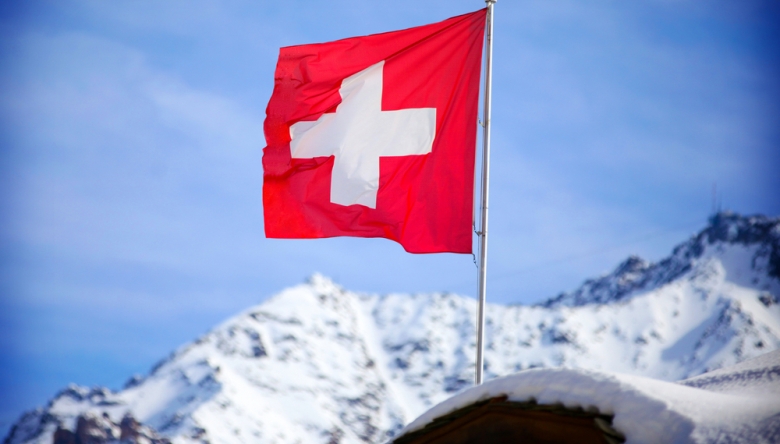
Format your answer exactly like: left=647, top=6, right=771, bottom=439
left=475, top=0, right=496, bottom=386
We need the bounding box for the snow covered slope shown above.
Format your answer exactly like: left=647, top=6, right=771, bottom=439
left=5, top=212, right=780, bottom=444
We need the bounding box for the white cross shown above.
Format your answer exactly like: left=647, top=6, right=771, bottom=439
left=289, top=61, right=436, bottom=208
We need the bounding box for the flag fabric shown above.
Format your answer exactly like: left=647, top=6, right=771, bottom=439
left=263, top=9, right=487, bottom=254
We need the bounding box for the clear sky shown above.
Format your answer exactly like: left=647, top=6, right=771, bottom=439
left=1, top=0, right=778, bottom=436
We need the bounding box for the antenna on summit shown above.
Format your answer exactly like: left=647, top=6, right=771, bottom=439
left=711, top=182, right=722, bottom=215
left=709, top=182, right=728, bottom=227
left=712, top=182, right=717, bottom=215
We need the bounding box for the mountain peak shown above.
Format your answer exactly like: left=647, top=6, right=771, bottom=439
left=705, top=211, right=776, bottom=241
left=543, top=212, right=780, bottom=307
left=614, top=255, right=650, bottom=275
left=305, top=272, right=343, bottom=293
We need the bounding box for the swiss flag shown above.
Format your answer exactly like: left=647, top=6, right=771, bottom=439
left=263, top=9, right=486, bottom=254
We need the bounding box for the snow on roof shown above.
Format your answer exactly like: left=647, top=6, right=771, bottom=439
left=395, top=350, right=780, bottom=444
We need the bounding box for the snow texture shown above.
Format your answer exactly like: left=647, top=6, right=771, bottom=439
left=4, top=212, right=780, bottom=444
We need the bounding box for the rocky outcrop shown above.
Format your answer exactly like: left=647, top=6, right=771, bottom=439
left=51, top=413, right=168, bottom=444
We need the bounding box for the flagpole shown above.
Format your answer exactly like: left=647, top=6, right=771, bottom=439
left=475, top=0, right=495, bottom=386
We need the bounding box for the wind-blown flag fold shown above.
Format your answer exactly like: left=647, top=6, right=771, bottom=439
left=263, top=9, right=486, bottom=253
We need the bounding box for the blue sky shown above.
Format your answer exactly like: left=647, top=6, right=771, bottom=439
left=1, top=0, right=778, bottom=436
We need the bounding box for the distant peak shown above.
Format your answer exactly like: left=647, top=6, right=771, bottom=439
left=542, top=212, right=780, bottom=307
left=707, top=210, right=737, bottom=226
left=305, top=272, right=322, bottom=283
left=700, top=212, right=780, bottom=254
left=614, top=255, right=649, bottom=275
left=305, top=273, right=343, bottom=293
left=706, top=211, right=742, bottom=240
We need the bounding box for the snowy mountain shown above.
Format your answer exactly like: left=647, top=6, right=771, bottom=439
left=6, top=212, right=780, bottom=444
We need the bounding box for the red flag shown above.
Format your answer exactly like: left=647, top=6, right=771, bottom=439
left=263, top=9, right=486, bottom=254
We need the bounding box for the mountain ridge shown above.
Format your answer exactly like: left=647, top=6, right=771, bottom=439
left=5, top=212, right=780, bottom=444
left=542, top=212, right=780, bottom=307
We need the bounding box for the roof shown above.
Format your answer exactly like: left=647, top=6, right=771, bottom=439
left=392, top=395, right=623, bottom=444
left=393, top=350, right=780, bottom=444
